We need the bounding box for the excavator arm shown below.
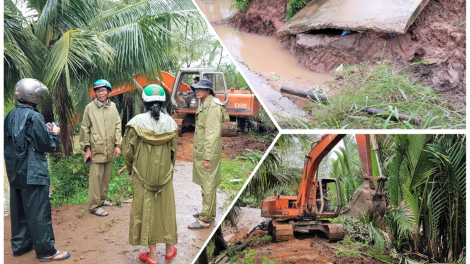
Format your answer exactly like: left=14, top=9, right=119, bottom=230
left=296, top=134, right=346, bottom=216
left=296, top=134, right=387, bottom=218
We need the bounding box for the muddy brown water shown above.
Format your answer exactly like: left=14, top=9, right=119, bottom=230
left=196, top=0, right=334, bottom=84
left=4, top=161, right=228, bottom=264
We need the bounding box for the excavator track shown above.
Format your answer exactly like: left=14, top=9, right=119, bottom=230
left=324, top=223, right=345, bottom=242
left=269, top=221, right=294, bottom=242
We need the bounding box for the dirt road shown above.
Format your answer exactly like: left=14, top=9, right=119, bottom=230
left=219, top=208, right=383, bottom=264
left=4, top=161, right=227, bottom=264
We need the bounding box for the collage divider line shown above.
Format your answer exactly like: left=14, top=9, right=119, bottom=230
left=190, top=0, right=282, bottom=132
left=190, top=132, right=282, bottom=264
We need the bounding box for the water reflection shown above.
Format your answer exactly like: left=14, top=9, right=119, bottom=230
left=196, top=0, right=334, bottom=84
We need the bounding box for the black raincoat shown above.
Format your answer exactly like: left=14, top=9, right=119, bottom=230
left=4, top=104, right=59, bottom=258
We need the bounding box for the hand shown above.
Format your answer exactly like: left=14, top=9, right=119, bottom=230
left=114, top=147, right=121, bottom=159
left=46, top=123, right=52, bottom=131
left=324, top=197, right=330, bottom=201
left=52, top=126, right=60, bottom=134
left=202, top=160, right=211, bottom=169
left=117, top=166, right=127, bottom=175
left=84, top=147, right=92, bottom=163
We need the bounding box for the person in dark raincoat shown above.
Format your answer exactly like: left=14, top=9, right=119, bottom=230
left=123, top=85, right=179, bottom=264
left=4, top=78, right=71, bottom=261
left=188, top=79, right=229, bottom=229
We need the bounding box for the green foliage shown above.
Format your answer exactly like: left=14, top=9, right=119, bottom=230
left=382, top=134, right=466, bottom=262
left=231, top=0, right=251, bottom=12
left=49, top=154, right=132, bottom=207
left=261, top=256, right=277, bottom=264
left=279, top=60, right=465, bottom=129
left=334, top=236, right=397, bottom=263
left=206, top=240, right=216, bottom=261
left=328, top=135, right=363, bottom=205
left=237, top=249, right=257, bottom=264
left=286, top=0, right=306, bottom=21
left=263, top=235, right=272, bottom=243
left=220, top=157, right=256, bottom=195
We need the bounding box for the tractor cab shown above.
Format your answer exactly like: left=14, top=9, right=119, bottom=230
left=309, top=178, right=341, bottom=218
left=170, top=68, right=228, bottom=111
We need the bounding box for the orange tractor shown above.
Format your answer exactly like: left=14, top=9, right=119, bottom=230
left=89, top=68, right=260, bottom=136
left=261, top=134, right=387, bottom=242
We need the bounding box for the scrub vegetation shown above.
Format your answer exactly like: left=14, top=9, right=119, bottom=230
left=286, top=0, right=306, bottom=21
left=220, top=157, right=256, bottom=201
left=48, top=153, right=131, bottom=208
left=279, top=60, right=465, bottom=129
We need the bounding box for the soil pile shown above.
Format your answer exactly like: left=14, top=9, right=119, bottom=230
left=222, top=133, right=269, bottom=159
left=228, top=0, right=466, bottom=106
left=222, top=207, right=269, bottom=243
left=218, top=208, right=384, bottom=264
left=177, top=132, right=269, bottom=161
left=219, top=228, right=383, bottom=264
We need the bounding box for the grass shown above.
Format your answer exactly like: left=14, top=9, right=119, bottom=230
left=331, top=236, right=398, bottom=263
left=49, top=151, right=132, bottom=208
left=220, top=156, right=256, bottom=203
left=278, top=59, right=465, bottom=129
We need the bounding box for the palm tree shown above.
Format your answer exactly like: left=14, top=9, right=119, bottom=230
left=4, top=0, right=205, bottom=156
left=381, top=134, right=465, bottom=262
left=328, top=135, right=363, bottom=204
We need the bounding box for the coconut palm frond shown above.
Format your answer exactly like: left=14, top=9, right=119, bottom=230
left=42, top=29, right=114, bottom=90
left=36, top=0, right=100, bottom=46
left=95, top=0, right=196, bottom=31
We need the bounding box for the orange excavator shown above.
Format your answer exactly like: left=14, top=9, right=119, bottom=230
left=88, top=68, right=260, bottom=136
left=261, top=134, right=387, bottom=242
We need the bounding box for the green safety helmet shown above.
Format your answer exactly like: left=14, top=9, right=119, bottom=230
left=14, top=78, right=49, bottom=105
left=142, top=84, right=166, bottom=102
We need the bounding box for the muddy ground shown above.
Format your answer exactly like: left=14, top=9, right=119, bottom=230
left=177, top=132, right=269, bottom=161
left=222, top=0, right=466, bottom=109
left=218, top=208, right=383, bottom=264
left=4, top=132, right=267, bottom=264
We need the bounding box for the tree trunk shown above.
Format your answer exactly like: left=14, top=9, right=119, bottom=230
left=213, top=226, right=228, bottom=256
left=55, top=74, right=74, bottom=157
left=40, top=95, right=55, bottom=123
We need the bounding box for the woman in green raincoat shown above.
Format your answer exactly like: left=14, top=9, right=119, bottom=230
left=122, top=85, right=178, bottom=264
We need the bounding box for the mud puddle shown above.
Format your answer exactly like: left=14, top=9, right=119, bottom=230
left=197, top=0, right=333, bottom=84
left=233, top=55, right=307, bottom=121
left=196, top=0, right=335, bottom=118
left=4, top=160, right=228, bottom=264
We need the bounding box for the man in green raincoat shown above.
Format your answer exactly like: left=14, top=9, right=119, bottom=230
left=79, top=79, right=122, bottom=217
left=123, top=85, right=179, bottom=264
left=4, top=78, right=70, bottom=261
left=189, top=79, right=229, bottom=229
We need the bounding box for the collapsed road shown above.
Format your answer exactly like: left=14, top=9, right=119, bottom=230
left=226, top=0, right=465, bottom=108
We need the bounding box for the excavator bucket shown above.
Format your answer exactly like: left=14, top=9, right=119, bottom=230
left=341, top=134, right=387, bottom=218
left=340, top=187, right=386, bottom=218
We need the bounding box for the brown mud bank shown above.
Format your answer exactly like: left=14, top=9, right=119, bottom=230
left=176, top=132, right=269, bottom=162
left=226, top=0, right=466, bottom=105
left=216, top=208, right=383, bottom=264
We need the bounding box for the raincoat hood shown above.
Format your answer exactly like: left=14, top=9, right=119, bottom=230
left=126, top=112, right=178, bottom=146
left=5, top=104, right=35, bottom=152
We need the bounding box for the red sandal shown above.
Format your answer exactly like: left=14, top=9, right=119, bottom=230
left=139, top=252, right=157, bottom=264
left=165, top=245, right=178, bottom=259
